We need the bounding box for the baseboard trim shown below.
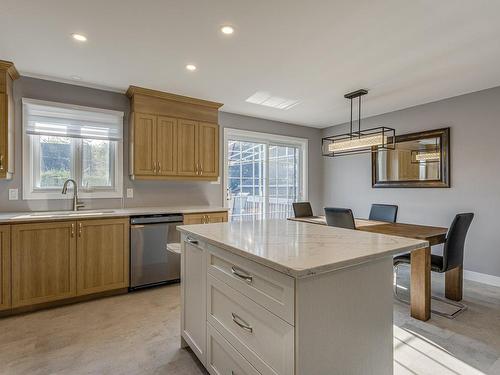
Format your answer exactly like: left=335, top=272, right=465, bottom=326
left=464, top=270, right=500, bottom=288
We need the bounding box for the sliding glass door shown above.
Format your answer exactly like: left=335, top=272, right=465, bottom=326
left=225, top=129, right=307, bottom=222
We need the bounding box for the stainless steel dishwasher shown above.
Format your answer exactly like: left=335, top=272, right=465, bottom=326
left=130, top=214, right=183, bottom=289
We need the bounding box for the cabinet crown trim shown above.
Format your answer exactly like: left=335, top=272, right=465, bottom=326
left=126, top=86, right=223, bottom=109
left=0, top=60, right=20, bottom=80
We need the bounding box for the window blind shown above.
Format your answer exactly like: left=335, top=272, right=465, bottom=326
left=23, top=99, right=124, bottom=141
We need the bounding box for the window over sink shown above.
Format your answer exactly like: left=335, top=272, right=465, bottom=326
left=22, top=98, right=124, bottom=199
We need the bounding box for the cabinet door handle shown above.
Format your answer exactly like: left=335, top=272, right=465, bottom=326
left=153, top=162, right=157, bottom=174
left=71, top=223, right=75, bottom=237
left=158, top=161, right=161, bottom=173
left=231, top=312, right=253, bottom=333
left=231, top=266, right=253, bottom=283
left=78, top=222, right=82, bottom=237
left=186, top=237, right=198, bottom=245
left=200, top=162, right=203, bottom=175
left=0, top=154, right=4, bottom=171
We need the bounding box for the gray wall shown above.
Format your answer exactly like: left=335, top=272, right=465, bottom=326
left=322, top=86, right=500, bottom=278
left=0, top=77, right=322, bottom=213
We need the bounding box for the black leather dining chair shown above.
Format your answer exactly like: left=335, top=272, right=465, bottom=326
left=369, top=204, right=398, bottom=223
left=324, top=207, right=356, bottom=229
left=393, top=213, right=474, bottom=318
left=293, top=202, right=314, bottom=218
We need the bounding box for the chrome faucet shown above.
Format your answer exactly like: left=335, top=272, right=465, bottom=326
left=61, top=179, right=85, bottom=211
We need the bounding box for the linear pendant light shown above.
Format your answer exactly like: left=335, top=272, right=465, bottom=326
left=322, top=89, right=395, bottom=157
left=411, top=137, right=441, bottom=163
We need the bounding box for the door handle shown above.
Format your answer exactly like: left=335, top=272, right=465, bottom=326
left=78, top=222, right=82, bottom=237
left=186, top=237, right=198, bottom=245
left=0, top=154, right=3, bottom=171
left=231, top=312, right=253, bottom=333
left=71, top=223, right=75, bottom=237
left=231, top=266, right=253, bottom=283
left=158, top=161, right=161, bottom=173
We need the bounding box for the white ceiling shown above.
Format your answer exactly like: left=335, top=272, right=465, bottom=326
left=1, top=0, right=500, bottom=128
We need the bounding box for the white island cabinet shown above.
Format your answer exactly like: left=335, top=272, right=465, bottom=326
left=179, top=219, right=428, bottom=375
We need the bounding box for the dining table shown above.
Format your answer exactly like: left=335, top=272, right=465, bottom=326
left=288, top=216, right=450, bottom=321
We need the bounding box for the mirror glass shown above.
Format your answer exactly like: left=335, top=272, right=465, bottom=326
left=372, top=128, right=450, bottom=188
left=376, top=136, right=441, bottom=182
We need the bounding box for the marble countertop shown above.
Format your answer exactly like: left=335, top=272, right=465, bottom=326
left=0, top=205, right=228, bottom=223
left=178, top=219, right=429, bottom=278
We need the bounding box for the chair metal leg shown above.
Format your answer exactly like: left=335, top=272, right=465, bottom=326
left=392, top=263, right=467, bottom=319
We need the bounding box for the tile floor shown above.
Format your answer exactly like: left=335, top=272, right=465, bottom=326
left=0, top=268, right=499, bottom=375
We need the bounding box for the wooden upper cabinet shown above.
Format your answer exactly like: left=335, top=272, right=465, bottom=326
left=11, top=221, right=77, bottom=308
left=0, top=225, right=10, bottom=311
left=198, top=122, right=219, bottom=177
left=76, top=218, right=129, bottom=296
left=133, top=112, right=157, bottom=176
left=0, top=94, right=7, bottom=179
left=0, top=60, right=19, bottom=180
left=177, top=119, right=199, bottom=176
left=127, top=86, right=222, bottom=180
left=157, top=116, right=178, bottom=176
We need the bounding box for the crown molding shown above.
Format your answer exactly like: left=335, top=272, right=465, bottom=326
left=0, top=60, right=20, bottom=80
left=126, top=85, right=223, bottom=109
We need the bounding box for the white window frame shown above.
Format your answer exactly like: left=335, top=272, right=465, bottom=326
left=223, top=128, right=308, bottom=216
left=22, top=98, right=124, bottom=200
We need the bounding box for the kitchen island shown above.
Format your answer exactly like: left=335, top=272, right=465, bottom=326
left=178, top=219, right=428, bottom=375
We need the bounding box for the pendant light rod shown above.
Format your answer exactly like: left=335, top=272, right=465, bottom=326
left=344, top=89, right=367, bottom=139
left=350, top=98, right=353, bottom=139
left=358, top=94, right=361, bottom=138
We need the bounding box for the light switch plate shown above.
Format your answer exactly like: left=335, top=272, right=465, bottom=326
left=126, top=188, right=134, bottom=198
left=9, top=189, right=18, bottom=200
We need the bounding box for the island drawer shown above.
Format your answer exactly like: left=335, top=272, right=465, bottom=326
left=207, top=244, right=295, bottom=325
left=207, top=274, right=294, bottom=375
left=207, top=323, right=261, bottom=375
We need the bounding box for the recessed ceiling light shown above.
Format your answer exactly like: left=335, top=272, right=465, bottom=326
left=221, top=25, right=234, bottom=35
left=70, top=75, right=82, bottom=80
left=72, top=33, right=87, bottom=42
left=185, top=64, right=197, bottom=71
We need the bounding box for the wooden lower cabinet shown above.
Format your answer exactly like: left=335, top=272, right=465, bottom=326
left=207, top=211, right=227, bottom=224
left=0, top=226, right=10, bottom=311
left=11, top=221, right=77, bottom=308
left=183, top=211, right=228, bottom=225
left=77, top=218, right=129, bottom=296
left=9, top=218, right=129, bottom=310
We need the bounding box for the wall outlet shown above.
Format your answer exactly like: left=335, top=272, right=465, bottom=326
left=126, top=188, right=134, bottom=198
left=8, top=189, right=18, bottom=200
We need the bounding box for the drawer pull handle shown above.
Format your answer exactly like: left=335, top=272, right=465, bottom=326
left=231, top=266, right=253, bottom=283
left=186, top=237, right=198, bottom=245
left=231, top=312, right=253, bottom=333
